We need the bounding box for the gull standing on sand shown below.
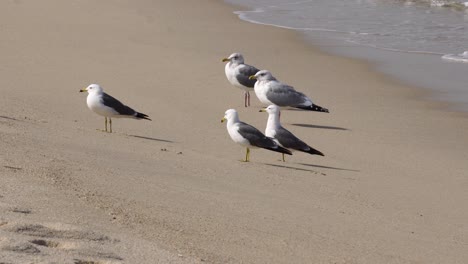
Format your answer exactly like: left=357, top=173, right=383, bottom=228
left=222, top=53, right=260, bottom=107
left=79, top=84, right=151, bottom=133
left=260, top=105, right=324, bottom=162
left=249, top=70, right=329, bottom=113
left=221, top=109, right=292, bottom=162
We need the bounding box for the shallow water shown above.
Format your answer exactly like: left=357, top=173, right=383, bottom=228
left=226, top=0, right=468, bottom=111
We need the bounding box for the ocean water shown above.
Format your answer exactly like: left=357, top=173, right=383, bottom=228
left=225, top=0, right=468, bottom=111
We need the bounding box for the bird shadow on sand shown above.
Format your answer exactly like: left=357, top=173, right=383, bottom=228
left=299, top=163, right=360, bottom=172
left=290, top=123, right=349, bottom=131
left=128, top=134, right=174, bottom=143
left=263, top=163, right=327, bottom=175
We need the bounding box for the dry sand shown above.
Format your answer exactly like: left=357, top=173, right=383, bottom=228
left=1, top=0, right=467, bottom=263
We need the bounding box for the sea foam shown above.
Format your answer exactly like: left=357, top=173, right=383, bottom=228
left=442, top=51, right=468, bottom=63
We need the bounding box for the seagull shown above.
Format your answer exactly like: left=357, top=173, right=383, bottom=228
left=221, top=109, right=292, bottom=162
left=249, top=70, right=329, bottom=113
left=260, top=105, right=324, bottom=162
left=222, top=53, right=260, bottom=107
left=79, top=84, right=151, bottom=133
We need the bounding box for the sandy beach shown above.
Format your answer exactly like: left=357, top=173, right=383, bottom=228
left=1, top=0, right=467, bottom=263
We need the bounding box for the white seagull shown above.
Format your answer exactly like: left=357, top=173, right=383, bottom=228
left=221, top=109, right=292, bottom=162
left=249, top=70, right=329, bottom=113
left=260, top=105, right=324, bottom=162
left=79, top=84, right=151, bottom=133
left=222, top=53, right=260, bottom=107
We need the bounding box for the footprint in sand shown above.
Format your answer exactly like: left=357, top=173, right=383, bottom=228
left=29, top=238, right=60, bottom=248
left=9, top=208, right=32, bottom=214
left=0, top=222, right=123, bottom=263
left=7, top=223, right=111, bottom=241
left=73, top=260, right=105, bottom=264
left=2, top=242, right=40, bottom=254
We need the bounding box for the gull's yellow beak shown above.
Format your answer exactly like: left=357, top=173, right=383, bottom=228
left=221, top=117, right=227, bottom=123
left=249, top=75, right=257, bottom=80
left=259, top=109, right=266, bottom=112
left=222, top=58, right=230, bottom=62
left=79, top=88, right=87, bottom=93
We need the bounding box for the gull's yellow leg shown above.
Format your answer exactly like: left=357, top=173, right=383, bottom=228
left=96, top=118, right=108, bottom=132
left=109, top=118, right=112, bottom=133
left=282, top=153, right=285, bottom=162
left=244, top=147, right=250, bottom=162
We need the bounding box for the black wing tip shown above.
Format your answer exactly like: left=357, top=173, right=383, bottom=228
left=283, top=147, right=293, bottom=155
left=136, top=112, right=152, bottom=121
left=297, top=104, right=330, bottom=113
left=260, top=144, right=292, bottom=155
left=275, top=146, right=293, bottom=155
left=312, top=104, right=329, bottom=113
left=306, top=148, right=324, bottom=156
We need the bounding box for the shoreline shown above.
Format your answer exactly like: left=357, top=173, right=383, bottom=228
left=1, top=0, right=467, bottom=263
left=228, top=0, right=468, bottom=113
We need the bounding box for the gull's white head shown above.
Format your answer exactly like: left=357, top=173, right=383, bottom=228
left=80, top=84, right=103, bottom=94
left=263, top=105, right=280, bottom=116
left=251, top=70, right=275, bottom=82
left=260, top=105, right=282, bottom=126
left=221, top=109, right=239, bottom=123
left=222, top=53, right=245, bottom=64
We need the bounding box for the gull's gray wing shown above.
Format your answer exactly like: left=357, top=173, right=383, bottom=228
left=237, top=122, right=293, bottom=155
left=265, top=82, right=311, bottom=107
left=276, top=126, right=324, bottom=156
left=102, top=93, right=136, bottom=116
left=275, top=126, right=309, bottom=150
left=237, top=122, right=277, bottom=149
left=236, top=64, right=260, bottom=88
